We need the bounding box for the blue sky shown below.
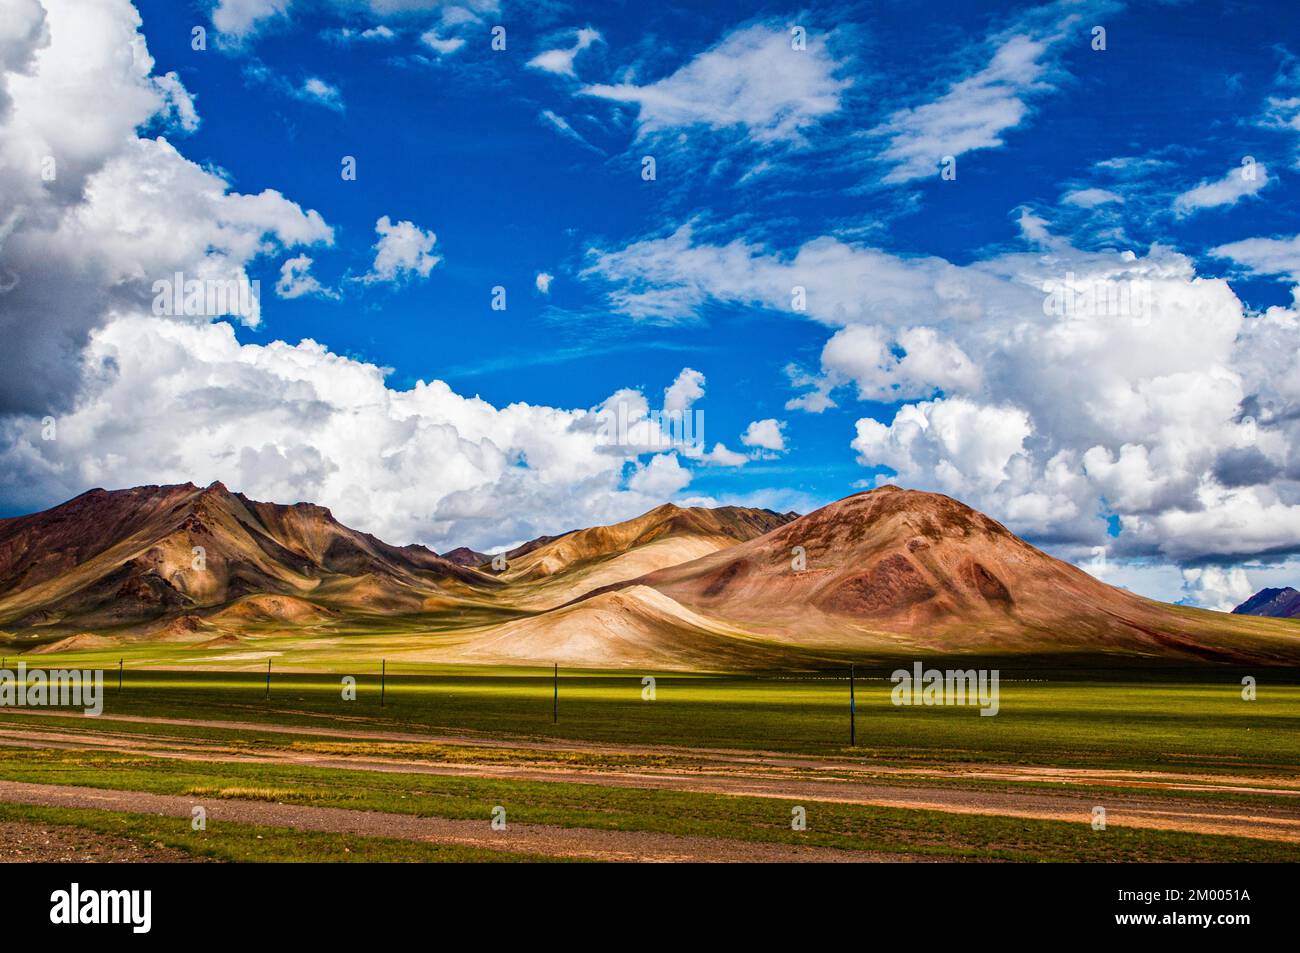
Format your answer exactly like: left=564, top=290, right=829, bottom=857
left=4, top=0, right=1300, bottom=609
left=140, top=0, right=872, bottom=503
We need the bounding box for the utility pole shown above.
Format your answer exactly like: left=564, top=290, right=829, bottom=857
left=118, top=658, right=123, bottom=691
left=265, top=658, right=271, bottom=700
left=553, top=663, right=558, bottom=724
left=381, top=659, right=386, bottom=708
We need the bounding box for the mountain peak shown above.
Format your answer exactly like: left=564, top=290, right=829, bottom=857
left=645, top=502, right=683, bottom=517
left=442, top=546, right=490, bottom=567
left=7, top=483, right=1298, bottom=668
left=490, top=500, right=797, bottom=601
left=1232, top=587, right=1300, bottom=618
left=605, top=481, right=1169, bottom=654
left=0, top=481, right=492, bottom=635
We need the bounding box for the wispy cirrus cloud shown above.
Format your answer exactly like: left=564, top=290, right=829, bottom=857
left=538, top=108, right=603, bottom=153
left=1212, top=233, right=1300, bottom=282
left=420, top=29, right=466, bottom=56
left=872, top=33, right=1055, bottom=183
left=323, top=24, right=396, bottom=44
left=580, top=22, right=849, bottom=147
left=1061, top=187, right=1124, bottom=208
left=212, top=0, right=500, bottom=42
left=1260, top=57, right=1300, bottom=165
left=1173, top=161, right=1270, bottom=216
left=298, top=76, right=344, bottom=110
left=528, top=27, right=602, bottom=78
left=244, top=61, right=345, bottom=111
left=868, top=0, right=1125, bottom=184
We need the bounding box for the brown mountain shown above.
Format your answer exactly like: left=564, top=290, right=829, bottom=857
left=440, top=547, right=490, bottom=568
left=1233, top=587, right=1300, bottom=618
left=5, top=482, right=1298, bottom=669
left=539, top=485, right=1300, bottom=667
left=0, top=482, right=493, bottom=638
left=502, top=531, right=578, bottom=562
left=492, top=502, right=797, bottom=608
left=440, top=530, right=584, bottom=569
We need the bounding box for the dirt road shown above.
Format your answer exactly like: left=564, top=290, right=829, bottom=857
left=1, top=711, right=1298, bottom=845
left=0, top=780, right=917, bottom=863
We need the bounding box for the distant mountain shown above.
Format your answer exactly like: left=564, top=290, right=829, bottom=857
left=5, top=482, right=1300, bottom=670
left=519, top=485, right=1300, bottom=667
left=1233, top=587, right=1300, bottom=618
left=504, top=504, right=794, bottom=579
left=0, top=484, right=795, bottom=646
left=440, top=531, right=583, bottom=568
left=494, top=502, right=797, bottom=608
left=0, top=482, right=492, bottom=638
left=502, top=531, right=578, bottom=561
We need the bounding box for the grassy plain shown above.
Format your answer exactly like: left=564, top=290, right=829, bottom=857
left=8, top=640, right=1300, bottom=768
left=2, top=639, right=1298, bottom=861
left=0, top=749, right=1294, bottom=862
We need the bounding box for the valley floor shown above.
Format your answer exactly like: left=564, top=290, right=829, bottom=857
left=0, top=665, right=1297, bottom=862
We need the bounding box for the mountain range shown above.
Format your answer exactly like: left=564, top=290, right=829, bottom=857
left=1233, top=587, right=1300, bottom=618
left=2, top=482, right=1298, bottom=669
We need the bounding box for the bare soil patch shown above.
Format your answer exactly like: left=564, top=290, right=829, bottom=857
left=0, top=818, right=202, bottom=863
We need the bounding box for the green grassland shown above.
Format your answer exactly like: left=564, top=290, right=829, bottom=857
left=5, top=650, right=1299, bottom=770
left=0, top=801, right=544, bottom=862
left=3, top=639, right=1298, bottom=861
left=0, top=748, right=1294, bottom=862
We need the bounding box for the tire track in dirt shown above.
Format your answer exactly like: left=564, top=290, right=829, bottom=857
left=1, top=722, right=1298, bottom=845
left=8, top=709, right=1300, bottom=793
left=0, top=780, right=922, bottom=863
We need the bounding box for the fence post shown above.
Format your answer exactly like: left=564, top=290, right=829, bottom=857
left=849, top=663, right=856, bottom=748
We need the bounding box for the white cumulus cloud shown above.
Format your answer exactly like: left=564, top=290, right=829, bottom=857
left=663, top=368, right=705, bottom=414
left=741, top=418, right=786, bottom=453
left=584, top=212, right=1300, bottom=563
left=1180, top=565, right=1255, bottom=612
left=0, top=317, right=712, bottom=551
left=276, top=254, right=337, bottom=300
left=363, top=216, right=442, bottom=283
left=0, top=0, right=332, bottom=414
left=298, top=76, right=343, bottom=111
